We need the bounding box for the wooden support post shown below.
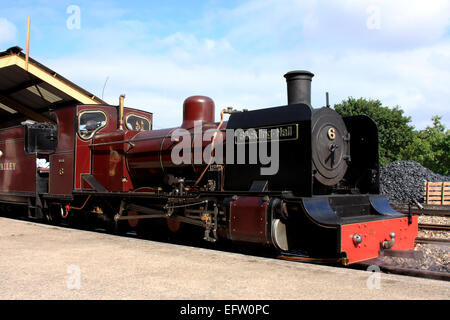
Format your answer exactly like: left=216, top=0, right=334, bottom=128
left=26, top=17, right=30, bottom=71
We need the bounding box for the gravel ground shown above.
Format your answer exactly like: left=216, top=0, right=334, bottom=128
left=418, top=215, right=450, bottom=225
left=377, top=244, right=449, bottom=273
left=417, top=230, right=449, bottom=239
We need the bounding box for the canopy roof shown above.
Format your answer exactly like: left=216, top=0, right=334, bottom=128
left=0, top=46, right=108, bottom=127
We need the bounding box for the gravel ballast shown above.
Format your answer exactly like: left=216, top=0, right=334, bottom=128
left=377, top=244, right=449, bottom=273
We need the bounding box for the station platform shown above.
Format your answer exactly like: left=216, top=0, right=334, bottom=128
left=0, top=217, right=448, bottom=300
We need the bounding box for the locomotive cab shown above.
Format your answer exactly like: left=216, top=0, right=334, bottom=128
left=25, top=121, right=58, bottom=195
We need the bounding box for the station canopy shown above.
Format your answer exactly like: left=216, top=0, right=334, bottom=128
left=0, top=46, right=108, bottom=128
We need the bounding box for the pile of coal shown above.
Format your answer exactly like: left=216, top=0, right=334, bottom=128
left=379, top=160, right=450, bottom=203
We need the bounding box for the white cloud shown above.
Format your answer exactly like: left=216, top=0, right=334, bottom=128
left=34, top=1, right=450, bottom=130
left=0, top=18, right=17, bottom=44
left=215, top=0, right=450, bottom=51
left=44, top=47, right=283, bottom=128
left=304, top=41, right=450, bottom=128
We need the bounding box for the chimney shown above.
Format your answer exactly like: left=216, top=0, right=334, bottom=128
left=283, top=70, right=314, bottom=108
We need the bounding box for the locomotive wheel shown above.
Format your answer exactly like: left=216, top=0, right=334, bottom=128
left=167, top=218, right=182, bottom=233
left=102, top=213, right=129, bottom=235
left=113, top=220, right=129, bottom=235
left=135, top=218, right=169, bottom=240
left=165, top=219, right=200, bottom=241
left=126, top=210, right=139, bottom=228
left=46, top=204, right=63, bottom=225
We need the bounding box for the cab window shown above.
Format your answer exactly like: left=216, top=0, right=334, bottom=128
left=126, top=114, right=151, bottom=131
left=78, top=110, right=107, bottom=140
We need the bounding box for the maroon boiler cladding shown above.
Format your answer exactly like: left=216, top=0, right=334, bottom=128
left=125, top=96, right=226, bottom=188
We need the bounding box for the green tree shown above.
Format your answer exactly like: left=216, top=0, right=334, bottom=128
left=334, top=97, right=414, bottom=166
left=401, top=116, right=450, bottom=175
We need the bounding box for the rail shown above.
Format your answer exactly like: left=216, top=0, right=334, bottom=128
left=418, top=223, right=450, bottom=232
left=415, top=237, right=450, bottom=245
left=391, top=203, right=450, bottom=217
left=356, top=261, right=450, bottom=281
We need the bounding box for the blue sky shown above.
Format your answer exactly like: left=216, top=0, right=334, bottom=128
left=1, top=0, right=449, bottom=129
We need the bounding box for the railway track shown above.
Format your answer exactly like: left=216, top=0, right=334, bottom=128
left=392, top=204, right=450, bottom=246
left=415, top=237, right=450, bottom=245
left=356, top=261, right=450, bottom=281
left=280, top=251, right=450, bottom=282
left=378, top=264, right=450, bottom=281
left=416, top=223, right=449, bottom=245
left=391, top=203, right=450, bottom=217
left=418, top=223, right=450, bottom=232
left=417, top=221, right=449, bottom=245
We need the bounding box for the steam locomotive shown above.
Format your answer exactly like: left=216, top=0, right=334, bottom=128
left=0, top=70, right=417, bottom=265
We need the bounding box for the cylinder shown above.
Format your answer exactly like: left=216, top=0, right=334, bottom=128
left=283, top=70, right=314, bottom=107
